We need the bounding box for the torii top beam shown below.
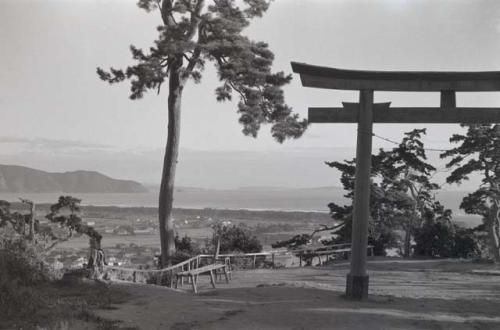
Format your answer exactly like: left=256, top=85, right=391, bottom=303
left=291, top=62, right=500, bottom=92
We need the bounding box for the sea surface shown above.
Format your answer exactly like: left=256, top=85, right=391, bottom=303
left=0, top=188, right=341, bottom=212
left=0, top=188, right=481, bottom=226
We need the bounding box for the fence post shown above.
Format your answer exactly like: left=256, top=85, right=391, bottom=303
left=272, top=253, right=275, bottom=269
left=170, top=270, right=175, bottom=288
left=253, top=255, right=257, bottom=269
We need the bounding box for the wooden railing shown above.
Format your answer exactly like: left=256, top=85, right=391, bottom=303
left=102, top=251, right=284, bottom=285
left=102, top=244, right=374, bottom=285
left=103, top=254, right=203, bottom=286
left=290, top=243, right=374, bottom=266
left=199, top=252, right=278, bottom=269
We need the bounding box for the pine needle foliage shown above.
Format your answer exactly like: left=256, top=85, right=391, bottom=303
left=97, top=0, right=307, bottom=141
left=441, top=124, right=500, bottom=261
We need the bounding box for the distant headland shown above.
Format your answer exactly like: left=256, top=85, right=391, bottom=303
left=0, top=164, right=147, bottom=193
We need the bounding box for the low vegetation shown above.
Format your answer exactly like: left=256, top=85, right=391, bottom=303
left=0, top=233, right=129, bottom=329
left=174, top=224, right=262, bottom=254
left=413, top=221, right=478, bottom=258
left=0, top=196, right=125, bottom=328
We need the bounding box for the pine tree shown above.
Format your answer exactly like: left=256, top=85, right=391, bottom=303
left=328, top=129, right=448, bottom=257
left=97, top=0, right=307, bottom=266
left=441, top=124, right=500, bottom=262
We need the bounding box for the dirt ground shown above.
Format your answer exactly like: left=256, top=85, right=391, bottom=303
left=96, top=259, right=500, bottom=330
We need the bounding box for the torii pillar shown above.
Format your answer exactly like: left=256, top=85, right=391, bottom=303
left=291, top=62, right=500, bottom=300
left=346, top=89, right=373, bottom=299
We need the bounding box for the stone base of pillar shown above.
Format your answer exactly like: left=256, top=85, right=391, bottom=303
left=346, top=274, right=369, bottom=300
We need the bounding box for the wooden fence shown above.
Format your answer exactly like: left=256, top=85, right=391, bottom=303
left=290, top=243, right=374, bottom=266
left=103, top=254, right=203, bottom=286
left=102, top=243, right=374, bottom=285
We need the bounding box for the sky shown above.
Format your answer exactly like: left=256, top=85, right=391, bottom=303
left=1, top=0, right=500, bottom=188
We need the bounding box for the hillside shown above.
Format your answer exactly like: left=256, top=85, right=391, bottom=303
left=0, top=165, right=147, bottom=193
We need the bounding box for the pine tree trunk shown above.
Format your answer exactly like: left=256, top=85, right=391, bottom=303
left=403, top=214, right=415, bottom=258
left=487, top=204, right=500, bottom=262
left=403, top=226, right=411, bottom=258
left=88, top=236, right=104, bottom=279
left=88, top=237, right=96, bottom=268
left=28, top=202, right=35, bottom=242
left=158, top=64, right=184, bottom=267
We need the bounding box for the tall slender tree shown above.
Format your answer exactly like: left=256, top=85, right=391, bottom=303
left=441, top=124, right=500, bottom=262
left=97, top=0, right=307, bottom=266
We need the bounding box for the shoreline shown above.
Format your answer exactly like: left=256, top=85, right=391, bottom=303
left=4, top=200, right=332, bottom=215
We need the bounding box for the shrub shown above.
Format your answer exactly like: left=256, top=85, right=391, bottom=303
left=413, top=222, right=478, bottom=258
left=0, top=279, right=45, bottom=319
left=175, top=234, right=197, bottom=255
left=414, top=222, right=453, bottom=257
left=217, top=225, right=262, bottom=254
left=0, top=237, right=51, bottom=319
left=368, top=230, right=399, bottom=257
left=272, top=234, right=311, bottom=249
left=168, top=235, right=200, bottom=265
left=452, top=227, right=479, bottom=258
left=0, top=237, right=51, bottom=285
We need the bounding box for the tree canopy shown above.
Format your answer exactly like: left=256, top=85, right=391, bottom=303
left=97, top=0, right=307, bottom=141
left=327, top=129, right=450, bottom=256
left=441, top=124, right=500, bottom=261
left=0, top=196, right=101, bottom=255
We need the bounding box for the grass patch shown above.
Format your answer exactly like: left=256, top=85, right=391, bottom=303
left=0, top=279, right=131, bottom=329
left=219, top=308, right=245, bottom=320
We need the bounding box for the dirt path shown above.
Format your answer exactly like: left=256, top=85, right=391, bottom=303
left=97, top=260, right=500, bottom=330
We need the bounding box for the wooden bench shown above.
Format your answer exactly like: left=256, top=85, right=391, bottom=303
left=175, top=263, right=230, bottom=294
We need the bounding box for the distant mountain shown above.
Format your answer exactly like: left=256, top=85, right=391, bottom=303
left=0, top=165, right=147, bottom=193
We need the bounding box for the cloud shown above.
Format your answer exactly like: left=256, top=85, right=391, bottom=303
left=0, top=136, right=114, bottom=154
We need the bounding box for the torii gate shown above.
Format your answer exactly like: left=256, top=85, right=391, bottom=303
left=291, top=62, right=500, bottom=300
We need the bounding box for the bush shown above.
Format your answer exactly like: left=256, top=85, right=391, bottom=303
left=0, top=279, right=45, bottom=319
left=0, top=238, right=51, bottom=286
left=0, top=238, right=51, bottom=319
left=413, top=222, right=478, bottom=258
left=175, top=234, right=197, bottom=255
left=414, top=222, right=453, bottom=257
left=368, top=230, right=399, bottom=257
left=169, top=235, right=200, bottom=265
left=453, top=227, right=480, bottom=258
left=217, top=225, right=262, bottom=254
left=272, top=234, right=311, bottom=249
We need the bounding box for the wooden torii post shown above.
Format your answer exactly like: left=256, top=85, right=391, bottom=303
left=291, top=62, right=500, bottom=300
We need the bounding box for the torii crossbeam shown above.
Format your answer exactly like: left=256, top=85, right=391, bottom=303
left=292, top=62, right=500, bottom=300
